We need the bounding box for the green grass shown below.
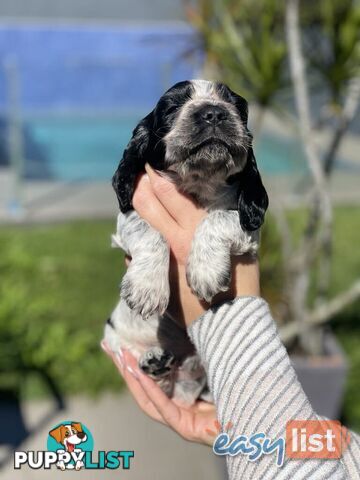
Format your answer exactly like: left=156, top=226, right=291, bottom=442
left=0, top=209, right=359, bottom=429
left=0, top=220, right=125, bottom=399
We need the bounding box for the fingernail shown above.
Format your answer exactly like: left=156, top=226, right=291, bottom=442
left=126, top=365, right=139, bottom=379
left=115, top=352, right=124, bottom=369
left=118, top=348, right=124, bottom=360
left=145, top=164, right=157, bottom=175
left=100, top=340, right=109, bottom=353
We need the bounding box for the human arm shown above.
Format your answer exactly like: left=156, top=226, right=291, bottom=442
left=103, top=166, right=360, bottom=478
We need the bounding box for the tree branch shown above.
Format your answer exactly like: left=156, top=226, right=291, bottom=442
left=314, top=78, right=360, bottom=302
left=285, top=0, right=334, bottom=353
left=324, top=77, right=360, bottom=177
left=286, top=0, right=332, bottom=226
left=280, top=280, right=360, bottom=344
left=270, top=200, right=292, bottom=264
left=286, top=1, right=328, bottom=194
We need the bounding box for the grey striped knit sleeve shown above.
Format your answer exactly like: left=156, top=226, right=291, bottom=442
left=187, top=296, right=360, bottom=479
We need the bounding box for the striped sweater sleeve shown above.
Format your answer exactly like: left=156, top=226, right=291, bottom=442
left=187, top=296, right=360, bottom=479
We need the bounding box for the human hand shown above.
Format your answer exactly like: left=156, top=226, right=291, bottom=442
left=132, top=164, right=260, bottom=326
left=133, top=164, right=207, bottom=264
left=101, top=342, right=217, bottom=446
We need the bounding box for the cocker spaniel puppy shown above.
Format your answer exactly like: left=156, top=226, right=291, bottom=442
left=104, top=80, right=268, bottom=404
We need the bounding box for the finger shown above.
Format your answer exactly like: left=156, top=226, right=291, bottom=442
left=124, top=255, right=131, bottom=267
left=101, top=340, right=115, bottom=358
left=122, top=367, right=165, bottom=424
left=193, top=400, right=216, bottom=413
left=172, top=398, right=215, bottom=414
left=145, top=164, right=206, bottom=228
left=133, top=173, right=179, bottom=240
left=101, top=343, right=164, bottom=423
left=122, top=350, right=182, bottom=429
left=137, top=373, right=182, bottom=428
left=109, top=348, right=165, bottom=424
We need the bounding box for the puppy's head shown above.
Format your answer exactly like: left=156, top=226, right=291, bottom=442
left=113, top=79, right=268, bottom=230
left=49, top=422, right=87, bottom=452
left=161, top=80, right=250, bottom=179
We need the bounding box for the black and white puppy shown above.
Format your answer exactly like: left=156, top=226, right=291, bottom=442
left=104, top=80, right=268, bottom=404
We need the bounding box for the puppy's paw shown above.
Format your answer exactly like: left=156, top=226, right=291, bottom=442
left=139, top=347, right=175, bottom=378
left=75, top=462, right=84, bottom=471
left=233, top=232, right=259, bottom=256
left=186, top=257, right=231, bottom=302
left=121, top=270, right=170, bottom=318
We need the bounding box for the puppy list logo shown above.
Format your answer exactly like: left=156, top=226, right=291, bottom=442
left=14, top=420, right=134, bottom=471
left=47, top=421, right=93, bottom=470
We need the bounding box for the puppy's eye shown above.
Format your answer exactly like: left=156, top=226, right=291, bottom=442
left=65, top=431, right=69, bottom=437
left=165, top=105, right=178, bottom=115
left=72, top=429, right=77, bottom=434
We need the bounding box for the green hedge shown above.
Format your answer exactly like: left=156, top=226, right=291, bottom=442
left=0, top=220, right=124, bottom=398
left=0, top=210, right=359, bottom=429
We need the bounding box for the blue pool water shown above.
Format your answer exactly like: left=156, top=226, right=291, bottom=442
left=27, top=116, right=138, bottom=180
left=24, top=115, right=312, bottom=181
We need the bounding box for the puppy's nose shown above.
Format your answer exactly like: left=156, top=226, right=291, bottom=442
left=77, top=432, right=85, bottom=439
left=200, top=105, right=227, bottom=125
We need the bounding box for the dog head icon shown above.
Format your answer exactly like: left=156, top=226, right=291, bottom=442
left=49, top=422, right=87, bottom=453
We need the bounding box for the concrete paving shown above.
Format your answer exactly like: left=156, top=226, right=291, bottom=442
left=0, top=392, right=226, bottom=480
left=1, top=169, right=360, bottom=225
left=0, top=168, right=118, bottom=223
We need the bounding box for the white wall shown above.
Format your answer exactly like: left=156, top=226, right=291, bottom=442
left=0, top=0, right=185, bottom=22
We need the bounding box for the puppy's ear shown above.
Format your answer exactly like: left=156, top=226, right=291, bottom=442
left=217, top=83, right=249, bottom=125
left=238, top=148, right=268, bottom=231
left=71, top=422, right=82, bottom=432
left=112, top=111, right=154, bottom=212
left=232, top=93, right=248, bottom=125
left=49, top=425, right=65, bottom=444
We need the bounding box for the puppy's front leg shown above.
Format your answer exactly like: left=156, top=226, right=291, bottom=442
left=186, top=210, right=258, bottom=302
left=114, top=211, right=170, bottom=317
left=74, top=449, right=85, bottom=470
left=55, top=450, right=66, bottom=471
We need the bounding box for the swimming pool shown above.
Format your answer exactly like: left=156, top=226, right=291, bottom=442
left=22, top=115, right=135, bottom=180
left=20, top=114, right=315, bottom=181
